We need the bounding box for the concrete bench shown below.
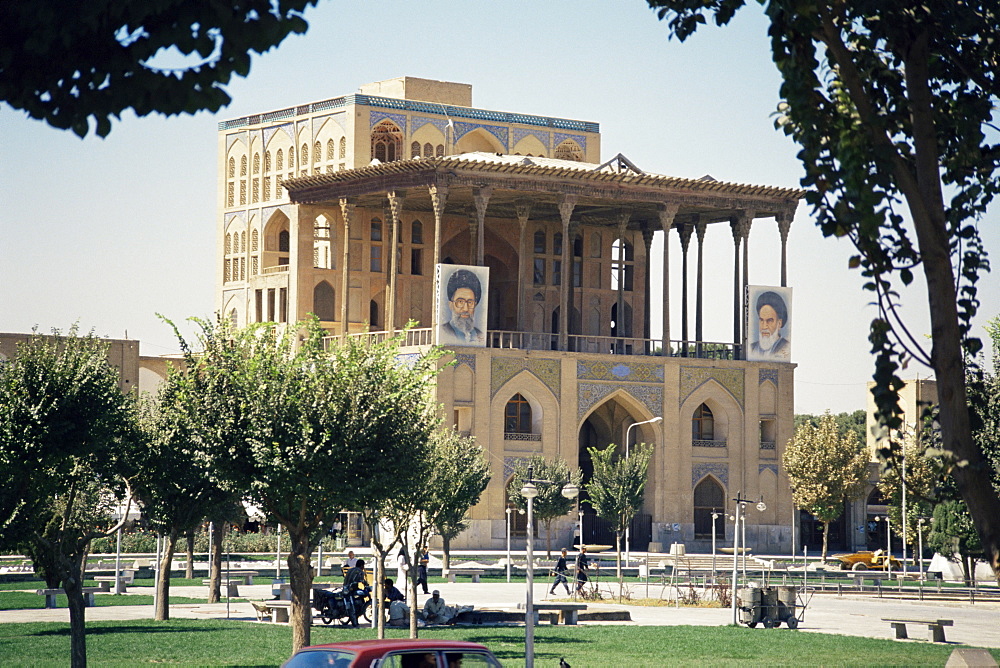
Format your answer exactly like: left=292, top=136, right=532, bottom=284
left=518, top=602, right=587, bottom=625
left=446, top=569, right=485, bottom=583
left=37, top=584, right=109, bottom=608
left=202, top=579, right=240, bottom=597
left=94, top=571, right=134, bottom=592
left=882, top=617, right=954, bottom=643
left=226, top=570, right=259, bottom=585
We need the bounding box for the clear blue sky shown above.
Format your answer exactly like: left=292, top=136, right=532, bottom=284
left=1, top=0, right=996, bottom=414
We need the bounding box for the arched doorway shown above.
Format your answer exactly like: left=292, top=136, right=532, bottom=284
left=577, top=396, right=657, bottom=549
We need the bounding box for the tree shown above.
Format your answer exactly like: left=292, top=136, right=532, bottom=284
left=171, top=317, right=442, bottom=652
left=927, top=500, right=983, bottom=586
left=0, top=328, right=138, bottom=668
left=507, top=456, right=582, bottom=559
left=1, top=0, right=320, bottom=137
left=585, top=443, right=654, bottom=594
left=876, top=430, right=939, bottom=551
left=135, top=376, right=239, bottom=620
left=795, top=410, right=866, bottom=446
left=782, top=413, right=869, bottom=560
left=429, top=430, right=491, bottom=575
left=647, top=0, right=1000, bottom=576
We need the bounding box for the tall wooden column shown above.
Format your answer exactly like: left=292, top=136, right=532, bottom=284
left=557, top=194, right=576, bottom=350
left=730, top=217, right=742, bottom=350
left=515, top=199, right=532, bottom=331
left=739, top=210, right=754, bottom=353
left=642, top=225, right=654, bottom=343
left=777, top=210, right=793, bottom=287
left=339, top=198, right=355, bottom=339
left=658, top=203, right=678, bottom=355
left=615, top=211, right=630, bottom=347
left=386, top=191, right=404, bottom=335
left=473, top=186, right=492, bottom=266
left=678, top=222, right=693, bottom=353
left=429, top=185, right=448, bottom=336
left=695, top=218, right=707, bottom=346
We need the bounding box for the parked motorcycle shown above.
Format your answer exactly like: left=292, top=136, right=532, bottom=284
left=314, top=586, right=372, bottom=627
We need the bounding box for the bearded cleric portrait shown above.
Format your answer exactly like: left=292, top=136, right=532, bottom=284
left=747, top=286, right=792, bottom=362
left=435, top=264, right=490, bottom=347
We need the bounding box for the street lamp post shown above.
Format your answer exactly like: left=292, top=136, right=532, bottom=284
left=522, top=468, right=578, bottom=668
left=624, top=416, right=662, bottom=565
left=729, top=492, right=766, bottom=625
left=506, top=506, right=512, bottom=583
left=711, top=511, right=720, bottom=584
left=917, top=518, right=926, bottom=581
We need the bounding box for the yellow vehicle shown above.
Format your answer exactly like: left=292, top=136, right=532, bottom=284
left=833, top=549, right=901, bottom=571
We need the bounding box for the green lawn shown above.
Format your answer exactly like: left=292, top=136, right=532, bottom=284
left=0, top=620, right=996, bottom=667
left=0, top=591, right=206, bottom=610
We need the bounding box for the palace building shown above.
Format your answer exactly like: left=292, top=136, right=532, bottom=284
left=215, top=77, right=803, bottom=552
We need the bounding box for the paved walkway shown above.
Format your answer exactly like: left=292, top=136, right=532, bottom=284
left=2, top=580, right=999, bottom=649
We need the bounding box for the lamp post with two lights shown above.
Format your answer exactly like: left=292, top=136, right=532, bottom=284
left=623, top=416, right=662, bottom=565
left=521, top=467, right=579, bottom=668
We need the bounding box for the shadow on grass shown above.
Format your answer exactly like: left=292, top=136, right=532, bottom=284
left=30, top=624, right=222, bottom=637
left=461, top=633, right=587, bottom=660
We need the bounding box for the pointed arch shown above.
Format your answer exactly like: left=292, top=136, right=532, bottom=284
left=554, top=139, right=583, bottom=161
left=693, top=476, right=725, bottom=538
left=371, top=120, right=403, bottom=163
left=313, top=281, right=335, bottom=321
left=681, top=381, right=742, bottom=449
left=455, top=127, right=504, bottom=154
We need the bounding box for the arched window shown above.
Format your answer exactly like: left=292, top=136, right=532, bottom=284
left=240, top=155, right=247, bottom=177
left=314, top=141, right=321, bottom=164
left=288, top=147, right=295, bottom=170
left=263, top=176, right=270, bottom=201
left=411, top=141, right=421, bottom=158
left=533, top=230, right=546, bottom=254
left=240, top=231, right=246, bottom=253
left=276, top=149, right=284, bottom=171
left=370, top=219, right=382, bottom=241
left=411, top=220, right=423, bottom=245
left=239, top=180, right=246, bottom=205
left=251, top=229, right=259, bottom=251
left=436, top=144, right=444, bottom=157
left=253, top=153, right=260, bottom=174
left=301, top=143, right=308, bottom=166
left=423, top=143, right=433, bottom=158
left=339, top=136, right=347, bottom=159
left=264, top=151, right=271, bottom=172
left=369, top=299, right=380, bottom=328
left=228, top=157, right=235, bottom=178
left=692, top=403, right=715, bottom=441
left=553, top=233, right=563, bottom=256
left=504, top=394, right=532, bottom=434
left=327, top=139, right=335, bottom=161
left=278, top=230, right=290, bottom=253
left=694, top=477, right=725, bottom=539
left=225, top=233, right=232, bottom=255
left=371, top=120, right=403, bottom=163
left=313, top=281, right=335, bottom=321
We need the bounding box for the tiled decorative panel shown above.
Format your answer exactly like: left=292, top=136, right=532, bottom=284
left=577, top=383, right=663, bottom=420
left=692, top=463, right=729, bottom=488
left=577, top=360, right=664, bottom=383
left=369, top=111, right=408, bottom=131
left=680, top=367, right=744, bottom=408
left=759, top=463, right=778, bottom=476
left=454, top=353, right=476, bottom=372
left=454, top=121, right=510, bottom=148
left=490, top=357, right=560, bottom=398
left=758, top=368, right=779, bottom=386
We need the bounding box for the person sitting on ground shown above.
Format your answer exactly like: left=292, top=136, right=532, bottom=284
left=421, top=589, right=448, bottom=624
left=384, top=577, right=405, bottom=603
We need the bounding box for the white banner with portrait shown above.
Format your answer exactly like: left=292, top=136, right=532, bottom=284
left=435, top=264, right=490, bottom=347
left=746, top=286, right=792, bottom=362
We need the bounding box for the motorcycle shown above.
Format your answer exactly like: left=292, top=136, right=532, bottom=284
left=314, top=585, right=372, bottom=627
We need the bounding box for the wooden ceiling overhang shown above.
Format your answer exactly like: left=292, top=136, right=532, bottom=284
left=284, top=157, right=804, bottom=230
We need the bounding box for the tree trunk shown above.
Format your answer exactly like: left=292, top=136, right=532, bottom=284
left=372, top=545, right=387, bottom=639
left=286, top=526, right=313, bottom=653
left=408, top=538, right=420, bottom=639
left=821, top=521, right=830, bottom=561
left=155, top=529, right=177, bottom=620
left=62, top=551, right=88, bottom=668
left=185, top=532, right=194, bottom=580
left=207, top=522, right=224, bottom=603
left=545, top=519, right=553, bottom=559
left=615, top=530, right=623, bottom=602
left=441, top=535, right=451, bottom=574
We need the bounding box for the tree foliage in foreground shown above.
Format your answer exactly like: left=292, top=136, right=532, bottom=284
left=0, top=328, right=138, bottom=668
left=170, top=317, right=442, bottom=653
left=795, top=410, right=866, bottom=447
left=0, top=0, right=320, bottom=137
left=783, top=413, right=869, bottom=560
left=647, top=0, right=1000, bottom=575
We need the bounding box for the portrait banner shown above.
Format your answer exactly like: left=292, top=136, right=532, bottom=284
left=746, top=285, right=792, bottom=362
left=435, top=264, right=489, bottom=347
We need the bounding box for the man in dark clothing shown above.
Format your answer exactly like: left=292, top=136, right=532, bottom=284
left=383, top=577, right=405, bottom=603
left=550, top=548, right=571, bottom=596
left=416, top=546, right=430, bottom=594
left=574, top=546, right=590, bottom=594
left=341, top=558, right=369, bottom=627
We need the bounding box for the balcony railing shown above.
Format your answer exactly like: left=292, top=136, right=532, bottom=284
left=320, top=327, right=739, bottom=360
left=693, top=439, right=727, bottom=448
left=760, top=441, right=776, bottom=450
left=504, top=432, right=542, bottom=441
left=261, top=265, right=290, bottom=274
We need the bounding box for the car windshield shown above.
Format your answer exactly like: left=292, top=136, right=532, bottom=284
left=284, top=648, right=356, bottom=667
